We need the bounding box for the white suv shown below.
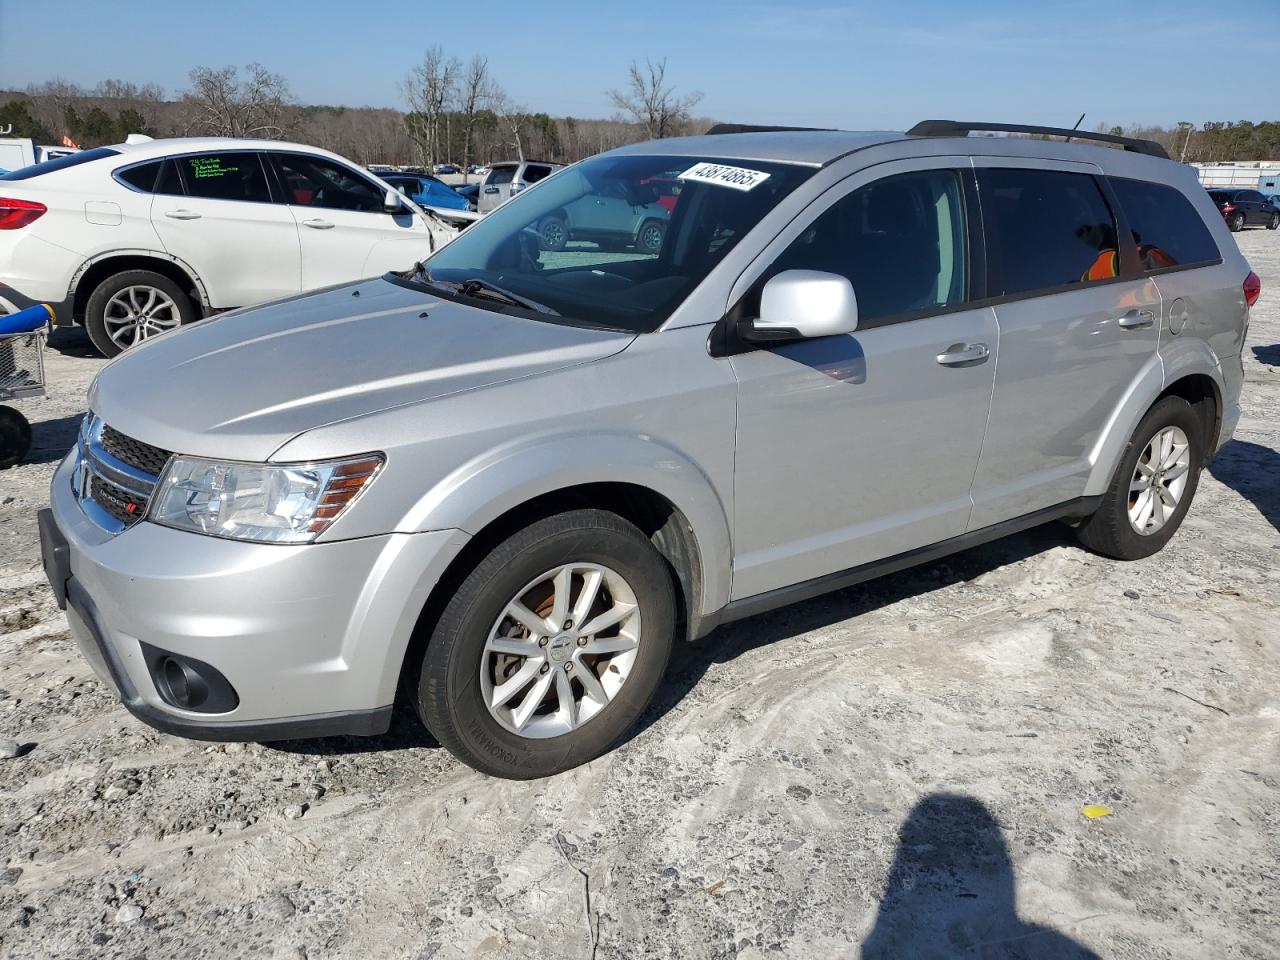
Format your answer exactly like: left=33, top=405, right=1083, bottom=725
left=0, top=138, right=458, bottom=356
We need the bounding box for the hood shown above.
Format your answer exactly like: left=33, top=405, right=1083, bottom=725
left=90, top=278, right=634, bottom=462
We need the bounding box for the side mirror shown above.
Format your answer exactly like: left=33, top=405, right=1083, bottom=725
left=741, top=270, right=859, bottom=342
left=384, top=189, right=405, bottom=214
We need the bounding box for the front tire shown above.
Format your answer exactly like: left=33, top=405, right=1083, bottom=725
left=85, top=270, right=197, bottom=358
left=417, top=509, right=675, bottom=779
left=1268, top=214, right=1279, bottom=230
left=636, top=219, right=666, bottom=254
left=537, top=216, right=568, bottom=252
left=1076, top=396, right=1204, bottom=560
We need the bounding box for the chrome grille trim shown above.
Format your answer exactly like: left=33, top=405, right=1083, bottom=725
left=72, top=415, right=172, bottom=533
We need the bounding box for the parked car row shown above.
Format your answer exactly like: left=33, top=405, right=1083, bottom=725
left=0, top=137, right=461, bottom=356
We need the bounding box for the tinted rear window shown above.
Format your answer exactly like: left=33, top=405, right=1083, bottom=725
left=1207, top=191, right=1233, bottom=203
left=117, top=161, right=161, bottom=192
left=0, top=147, right=121, bottom=181
left=488, top=166, right=516, bottom=186
left=981, top=168, right=1119, bottom=296
left=1109, top=178, right=1220, bottom=270
left=523, top=164, right=553, bottom=184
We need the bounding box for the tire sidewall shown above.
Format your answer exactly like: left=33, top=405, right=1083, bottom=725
left=1103, top=397, right=1204, bottom=558
left=85, top=270, right=197, bottom=358
left=421, top=514, right=674, bottom=778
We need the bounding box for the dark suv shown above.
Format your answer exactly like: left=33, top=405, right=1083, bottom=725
left=1207, top=188, right=1280, bottom=232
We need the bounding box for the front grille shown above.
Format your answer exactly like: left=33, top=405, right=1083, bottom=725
left=89, top=474, right=148, bottom=526
left=101, top=424, right=171, bottom=477
left=74, top=417, right=172, bottom=533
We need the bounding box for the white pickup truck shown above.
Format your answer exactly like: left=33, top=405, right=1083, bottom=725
left=0, top=138, right=77, bottom=174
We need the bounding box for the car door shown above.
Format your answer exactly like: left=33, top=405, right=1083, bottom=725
left=728, top=161, right=998, bottom=601
left=967, top=160, right=1162, bottom=529
left=149, top=150, right=301, bottom=308
left=267, top=152, right=432, bottom=287
left=1240, top=190, right=1266, bottom=225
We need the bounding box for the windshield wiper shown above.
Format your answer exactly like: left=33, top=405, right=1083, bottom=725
left=457, top=278, right=559, bottom=316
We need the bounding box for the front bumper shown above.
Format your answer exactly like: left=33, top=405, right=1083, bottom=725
left=42, top=452, right=470, bottom=740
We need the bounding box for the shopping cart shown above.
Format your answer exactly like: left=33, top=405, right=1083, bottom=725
left=0, top=304, right=52, bottom=469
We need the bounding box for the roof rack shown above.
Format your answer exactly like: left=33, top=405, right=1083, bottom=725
left=704, top=123, right=834, bottom=136
left=906, top=120, right=1170, bottom=160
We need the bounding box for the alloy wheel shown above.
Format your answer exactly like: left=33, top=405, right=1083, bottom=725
left=1128, top=425, right=1191, bottom=535
left=480, top=562, right=641, bottom=738
left=103, top=285, right=182, bottom=349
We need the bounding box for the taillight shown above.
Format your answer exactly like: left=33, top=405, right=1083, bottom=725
left=0, top=197, right=47, bottom=230
left=1244, top=270, right=1261, bottom=308
left=1221, top=202, right=1236, bottom=213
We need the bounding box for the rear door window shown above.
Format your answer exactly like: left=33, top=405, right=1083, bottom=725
left=1108, top=177, right=1220, bottom=270
left=178, top=152, right=272, bottom=203
left=980, top=169, right=1119, bottom=295
left=767, top=168, right=969, bottom=325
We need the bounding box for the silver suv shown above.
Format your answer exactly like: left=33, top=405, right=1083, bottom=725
left=477, top=159, right=561, bottom=214
left=41, top=121, right=1256, bottom=779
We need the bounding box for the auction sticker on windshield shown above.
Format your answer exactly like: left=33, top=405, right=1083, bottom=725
left=679, top=162, right=771, bottom=191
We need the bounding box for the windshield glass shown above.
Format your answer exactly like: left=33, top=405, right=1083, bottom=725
left=420, top=154, right=814, bottom=332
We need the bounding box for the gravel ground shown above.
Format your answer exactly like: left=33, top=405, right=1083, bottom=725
left=1, top=231, right=1278, bottom=960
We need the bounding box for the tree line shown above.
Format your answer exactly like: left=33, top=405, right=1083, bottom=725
left=0, top=55, right=711, bottom=173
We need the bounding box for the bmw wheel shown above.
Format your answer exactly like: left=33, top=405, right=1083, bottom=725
left=85, top=270, right=197, bottom=358
left=417, top=509, right=675, bottom=778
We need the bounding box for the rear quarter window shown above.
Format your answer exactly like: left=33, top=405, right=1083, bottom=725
left=1109, top=177, right=1220, bottom=270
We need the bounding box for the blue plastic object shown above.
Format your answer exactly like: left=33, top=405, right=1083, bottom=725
left=0, top=303, right=53, bottom=335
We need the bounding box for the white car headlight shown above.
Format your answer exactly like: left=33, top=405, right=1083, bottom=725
left=149, top=454, right=384, bottom=544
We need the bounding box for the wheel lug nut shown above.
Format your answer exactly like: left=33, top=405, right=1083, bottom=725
left=538, top=637, right=548, bottom=647
left=577, top=637, right=587, bottom=647
left=563, top=619, right=573, bottom=630
left=540, top=663, right=549, bottom=674
left=564, top=662, right=574, bottom=672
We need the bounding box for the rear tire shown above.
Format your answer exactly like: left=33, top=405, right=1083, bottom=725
left=85, top=270, right=198, bottom=358
left=636, top=219, right=666, bottom=254
left=1076, top=396, right=1204, bottom=561
left=417, top=509, right=675, bottom=779
left=1228, top=212, right=1246, bottom=233
left=0, top=406, right=32, bottom=469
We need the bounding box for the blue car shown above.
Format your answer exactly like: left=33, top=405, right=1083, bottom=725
left=383, top=173, right=470, bottom=212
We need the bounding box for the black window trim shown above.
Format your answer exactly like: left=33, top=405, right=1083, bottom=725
left=111, top=158, right=163, bottom=194
left=167, top=149, right=278, bottom=205
left=1106, top=174, right=1224, bottom=278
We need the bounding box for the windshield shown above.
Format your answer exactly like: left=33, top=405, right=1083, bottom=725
left=419, top=154, right=813, bottom=332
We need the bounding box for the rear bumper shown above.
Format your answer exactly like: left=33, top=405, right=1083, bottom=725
left=0, top=281, right=72, bottom=325
left=42, top=451, right=471, bottom=741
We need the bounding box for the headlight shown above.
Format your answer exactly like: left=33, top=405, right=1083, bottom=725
left=149, top=454, right=383, bottom=543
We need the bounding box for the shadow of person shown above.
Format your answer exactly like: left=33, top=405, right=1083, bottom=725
left=1207, top=438, right=1280, bottom=533
left=1251, top=344, right=1280, bottom=368
left=861, top=793, right=1099, bottom=959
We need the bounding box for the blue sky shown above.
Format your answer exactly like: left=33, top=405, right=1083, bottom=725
left=2, top=0, right=1276, bottom=129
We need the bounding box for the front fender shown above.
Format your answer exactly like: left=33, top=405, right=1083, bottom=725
left=402, top=430, right=733, bottom=618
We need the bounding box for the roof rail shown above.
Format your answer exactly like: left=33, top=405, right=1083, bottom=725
left=907, top=120, right=1170, bottom=160
left=704, top=123, right=834, bottom=136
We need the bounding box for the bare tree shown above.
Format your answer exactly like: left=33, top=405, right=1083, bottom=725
left=183, top=63, right=294, bottom=138
left=402, top=47, right=459, bottom=169
left=489, top=87, right=527, bottom=161
left=457, top=56, right=492, bottom=181
left=607, top=58, right=702, bottom=139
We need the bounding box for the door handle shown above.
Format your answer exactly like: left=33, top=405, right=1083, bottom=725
left=1118, top=309, right=1155, bottom=329
left=936, top=342, right=990, bottom=366
left=163, top=209, right=201, bottom=220
left=301, top=218, right=335, bottom=230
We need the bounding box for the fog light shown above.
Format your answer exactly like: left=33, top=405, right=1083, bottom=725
left=141, top=643, right=238, bottom=713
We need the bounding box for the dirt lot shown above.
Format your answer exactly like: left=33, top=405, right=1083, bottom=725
left=1, top=231, right=1278, bottom=960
